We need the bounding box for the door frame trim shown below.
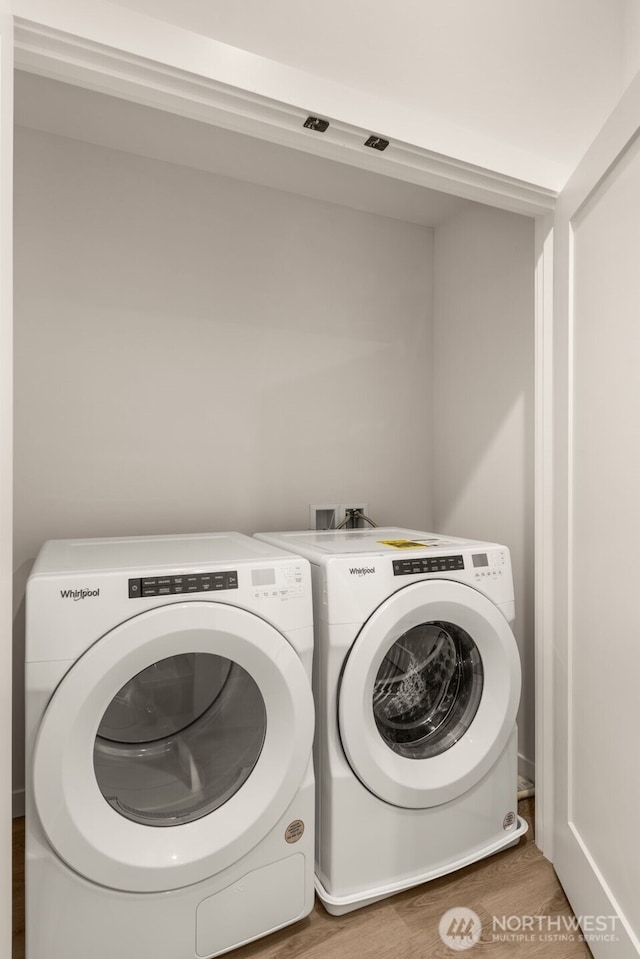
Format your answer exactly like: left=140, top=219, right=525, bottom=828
left=552, top=66, right=640, bottom=950
left=13, top=18, right=556, bottom=218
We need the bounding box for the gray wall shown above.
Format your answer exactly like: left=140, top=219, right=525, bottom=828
left=433, top=204, right=535, bottom=776
left=13, top=127, right=435, bottom=804
left=13, top=125, right=535, bottom=809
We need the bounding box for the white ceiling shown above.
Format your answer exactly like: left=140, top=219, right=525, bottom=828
left=103, top=0, right=640, bottom=190
left=14, top=71, right=471, bottom=227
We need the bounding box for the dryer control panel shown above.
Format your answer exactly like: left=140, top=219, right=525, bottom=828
left=393, top=555, right=464, bottom=576
left=128, top=570, right=238, bottom=598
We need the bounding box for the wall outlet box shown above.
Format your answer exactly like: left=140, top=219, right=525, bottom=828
left=309, top=504, right=339, bottom=530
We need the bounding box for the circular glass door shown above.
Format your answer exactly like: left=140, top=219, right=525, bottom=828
left=94, top=653, right=266, bottom=826
left=373, top=622, right=483, bottom=760
left=338, top=580, right=521, bottom=809
left=32, top=602, right=314, bottom=893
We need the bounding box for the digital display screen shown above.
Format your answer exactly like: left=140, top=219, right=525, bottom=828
left=472, top=553, right=489, bottom=568
left=252, top=568, right=276, bottom=587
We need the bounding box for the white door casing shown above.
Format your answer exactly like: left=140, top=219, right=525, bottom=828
left=338, top=580, right=521, bottom=809
left=32, top=602, right=314, bottom=893
left=0, top=3, right=11, bottom=957
left=553, top=69, right=640, bottom=958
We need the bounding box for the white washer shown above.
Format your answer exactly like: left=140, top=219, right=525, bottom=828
left=254, top=527, right=528, bottom=914
left=25, top=532, right=315, bottom=959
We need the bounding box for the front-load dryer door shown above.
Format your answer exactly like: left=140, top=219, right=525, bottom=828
left=32, top=602, right=314, bottom=892
left=338, top=580, right=521, bottom=809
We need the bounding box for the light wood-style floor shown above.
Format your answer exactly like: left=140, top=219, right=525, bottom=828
left=13, top=798, right=592, bottom=958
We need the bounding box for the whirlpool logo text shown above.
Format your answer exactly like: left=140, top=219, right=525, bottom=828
left=348, top=567, right=376, bottom=577
left=60, top=588, right=100, bottom=601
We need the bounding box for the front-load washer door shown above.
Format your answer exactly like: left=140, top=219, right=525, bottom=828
left=338, top=580, right=521, bottom=809
left=32, top=602, right=314, bottom=893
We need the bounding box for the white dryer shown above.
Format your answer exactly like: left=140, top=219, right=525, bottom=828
left=25, top=533, right=315, bottom=959
left=254, top=527, right=527, bottom=914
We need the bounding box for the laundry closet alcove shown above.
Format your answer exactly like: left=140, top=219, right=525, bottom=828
left=11, top=18, right=550, bottom=857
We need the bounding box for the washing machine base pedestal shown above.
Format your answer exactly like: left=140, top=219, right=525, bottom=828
left=315, top=815, right=528, bottom=915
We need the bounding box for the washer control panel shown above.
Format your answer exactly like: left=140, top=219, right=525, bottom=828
left=472, top=549, right=507, bottom=580
left=128, top=570, right=238, bottom=598
left=393, top=554, right=464, bottom=576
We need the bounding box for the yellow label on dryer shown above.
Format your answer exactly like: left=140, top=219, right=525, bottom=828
left=377, top=539, right=432, bottom=549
